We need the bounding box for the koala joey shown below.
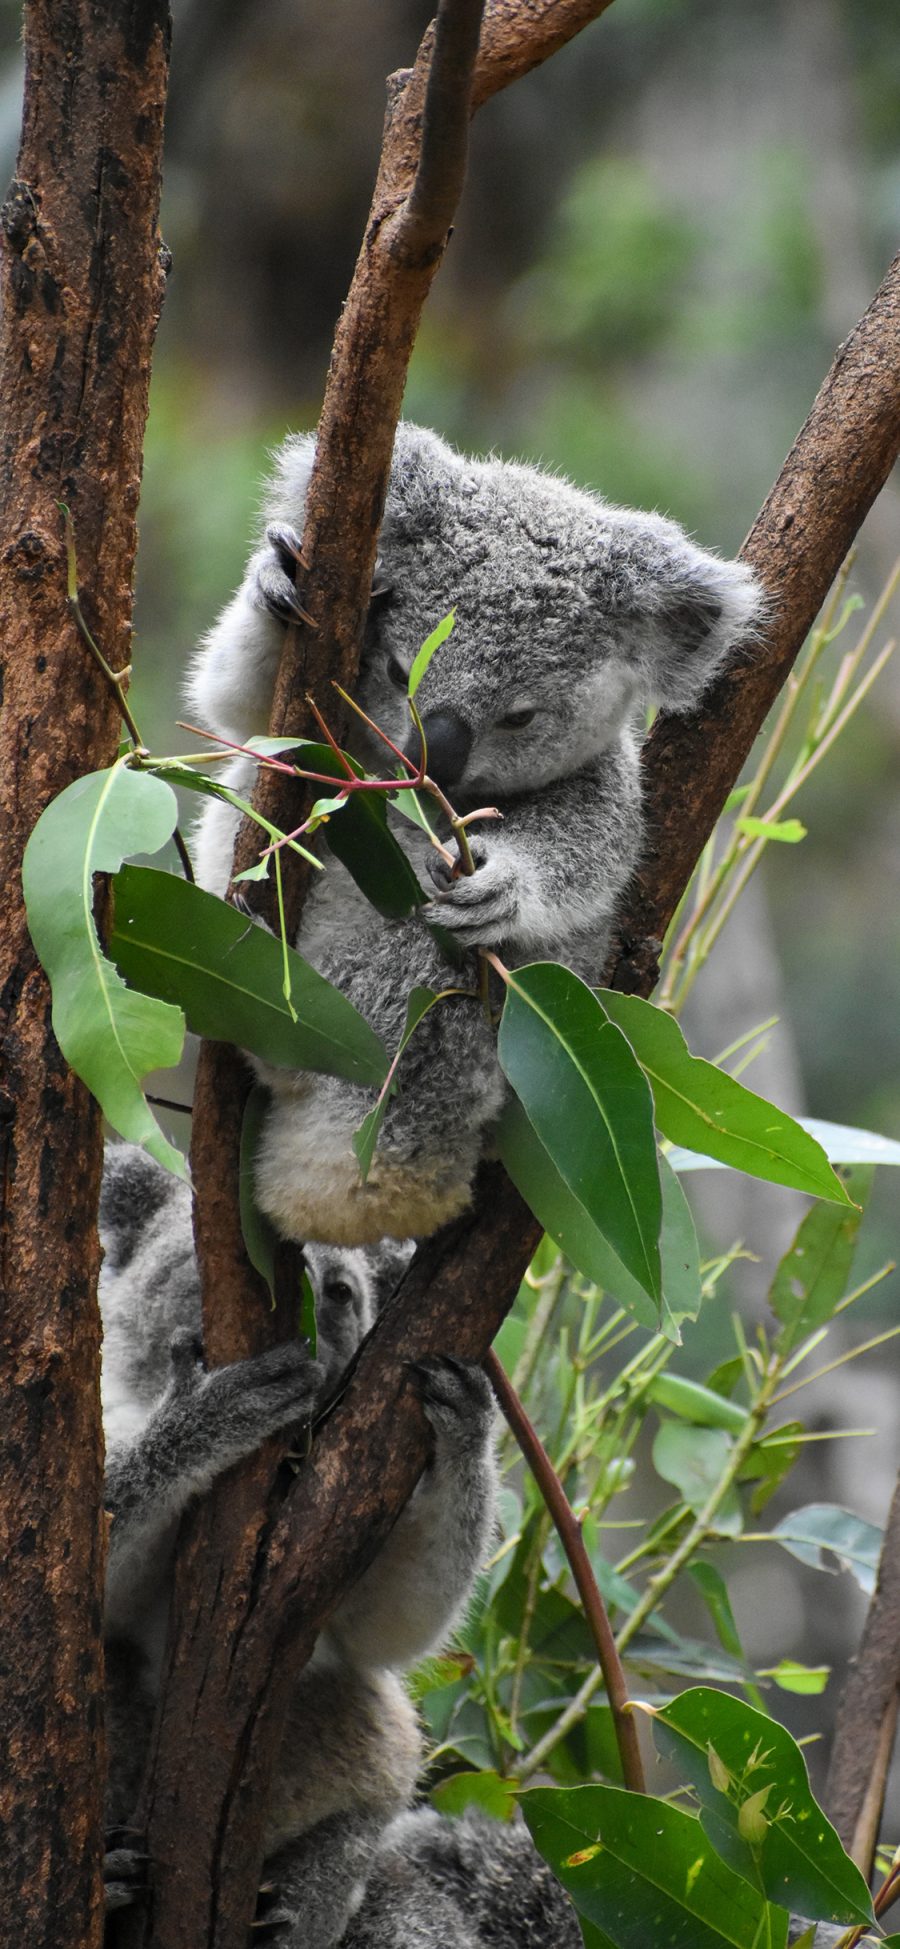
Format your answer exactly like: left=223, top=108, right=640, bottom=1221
left=99, top=1144, right=496, bottom=1948
left=342, top=1807, right=582, bottom=1949
left=189, top=422, right=764, bottom=1246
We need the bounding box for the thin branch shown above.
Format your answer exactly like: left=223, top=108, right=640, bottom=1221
left=393, top=0, right=487, bottom=260
left=484, top=1349, right=646, bottom=1794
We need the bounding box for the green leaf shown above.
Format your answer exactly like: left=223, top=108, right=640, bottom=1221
left=298, top=1267, right=318, bottom=1356
left=652, top=1688, right=873, bottom=1926
left=22, top=764, right=187, bottom=1177
left=408, top=609, right=456, bottom=699
left=430, top=1769, right=517, bottom=1822
left=494, top=1093, right=657, bottom=1330
left=498, top=967, right=662, bottom=1302
left=769, top=1174, right=871, bottom=1357
left=657, top=1153, right=702, bottom=1335
left=353, top=986, right=446, bottom=1180
left=647, top=1374, right=750, bottom=1435
left=770, top=1505, right=883, bottom=1594
left=521, top=1783, right=786, bottom=1949
left=110, top=864, right=387, bottom=1085
left=760, top=1660, right=830, bottom=1696
left=667, top=1117, right=900, bottom=1172
left=598, top=991, right=853, bottom=1208
left=651, top=1424, right=743, bottom=1534
left=239, top=1085, right=281, bottom=1297
left=734, top=816, right=807, bottom=843
left=739, top=1424, right=804, bottom=1517
left=153, top=760, right=319, bottom=869
left=688, top=1564, right=767, bottom=1713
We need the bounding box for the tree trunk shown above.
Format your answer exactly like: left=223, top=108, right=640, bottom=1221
left=0, top=3, right=170, bottom=1941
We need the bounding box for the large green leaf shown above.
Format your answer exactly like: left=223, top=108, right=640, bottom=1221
left=652, top=1688, right=873, bottom=1927
left=22, top=764, right=187, bottom=1177
left=598, top=991, right=853, bottom=1207
left=651, top=1424, right=743, bottom=1535
left=769, top=1171, right=871, bottom=1357
left=110, top=865, right=387, bottom=1085
left=521, top=1783, right=787, bottom=1948
left=497, top=966, right=662, bottom=1303
left=494, top=1092, right=657, bottom=1330
left=769, top=1505, right=883, bottom=1595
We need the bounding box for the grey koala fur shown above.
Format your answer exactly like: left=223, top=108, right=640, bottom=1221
left=99, top=1143, right=495, bottom=1948
left=341, top=1808, right=583, bottom=1949
left=189, top=422, right=764, bottom=1247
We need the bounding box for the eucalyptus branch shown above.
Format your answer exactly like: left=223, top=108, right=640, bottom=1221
left=393, top=0, right=487, bottom=261
left=484, top=1350, right=646, bottom=1795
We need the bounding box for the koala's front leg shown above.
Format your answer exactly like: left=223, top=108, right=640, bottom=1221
left=251, top=1813, right=383, bottom=1949
left=104, top=1333, right=324, bottom=1632
left=330, top=1357, right=497, bottom=1671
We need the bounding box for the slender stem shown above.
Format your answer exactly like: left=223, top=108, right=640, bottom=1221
left=484, top=1349, right=646, bottom=1795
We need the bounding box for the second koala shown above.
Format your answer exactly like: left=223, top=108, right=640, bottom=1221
left=190, top=423, right=763, bottom=1245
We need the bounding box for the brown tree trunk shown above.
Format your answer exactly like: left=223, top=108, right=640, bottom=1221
left=0, top=3, right=170, bottom=1942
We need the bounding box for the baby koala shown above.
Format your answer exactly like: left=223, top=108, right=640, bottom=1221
left=189, top=422, right=763, bottom=1245
left=99, top=1144, right=496, bottom=1947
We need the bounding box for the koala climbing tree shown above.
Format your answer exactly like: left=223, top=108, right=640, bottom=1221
left=5, top=1, right=900, bottom=1947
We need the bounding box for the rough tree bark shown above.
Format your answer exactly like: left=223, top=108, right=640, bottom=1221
left=0, top=3, right=171, bottom=1944
left=826, top=1467, right=900, bottom=1868
left=141, top=0, right=900, bottom=1914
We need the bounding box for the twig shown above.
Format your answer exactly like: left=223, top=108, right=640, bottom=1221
left=484, top=1348, right=646, bottom=1794
left=393, top=0, right=487, bottom=260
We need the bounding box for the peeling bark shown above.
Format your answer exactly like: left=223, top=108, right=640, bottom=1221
left=0, top=3, right=170, bottom=1942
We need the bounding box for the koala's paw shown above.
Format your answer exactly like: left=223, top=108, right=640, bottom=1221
left=410, top=1354, right=494, bottom=1456
left=249, top=1880, right=296, bottom=1943
left=103, top=1835, right=149, bottom=1912
left=254, top=523, right=313, bottom=626
left=198, top=1342, right=326, bottom=1450
left=425, top=838, right=518, bottom=946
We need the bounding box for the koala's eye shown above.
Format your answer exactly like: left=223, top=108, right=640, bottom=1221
left=497, top=705, right=537, bottom=731
left=386, top=654, right=408, bottom=690
left=323, top=1278, right=355, bottom=1308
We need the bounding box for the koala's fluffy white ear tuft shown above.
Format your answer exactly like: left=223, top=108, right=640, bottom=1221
left=643, top=548, right=766, bottom=715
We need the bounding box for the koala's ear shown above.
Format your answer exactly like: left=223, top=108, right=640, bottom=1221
left=649, top=551, right=765, bottom=712
left=600, top=510, right=766, bottom=715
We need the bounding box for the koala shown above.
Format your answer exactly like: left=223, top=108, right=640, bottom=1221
left=98, top=1144, right=495, bottom=1948
left=188, top=422, right=763, bottom=1248
left=341, top=1808, right=583, bottom=1948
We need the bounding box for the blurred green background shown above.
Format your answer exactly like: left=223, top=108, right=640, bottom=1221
left=3, top=0, right=899, bottom=1785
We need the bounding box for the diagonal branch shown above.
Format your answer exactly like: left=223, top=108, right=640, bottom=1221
left=825, top=1465, right=900, bottom=1869
left=394, top=0, right=487, bottom=259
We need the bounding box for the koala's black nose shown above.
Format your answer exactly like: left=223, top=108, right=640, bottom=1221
left=403, top=709, right=473, bottom=791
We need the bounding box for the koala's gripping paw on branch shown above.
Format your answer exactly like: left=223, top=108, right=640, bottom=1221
left=184, top=1339, right=326, bottom=1454
left=410, top=1353, right=495, bottom=1459
left=254, top=524, right=312, bottom=626
left=425, top=836, right=519, bottom=946
left=103, top=1835, right=149, bottom=1912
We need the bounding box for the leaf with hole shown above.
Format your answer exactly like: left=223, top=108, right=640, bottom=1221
left=652, top=1688, right=873, bottom=1926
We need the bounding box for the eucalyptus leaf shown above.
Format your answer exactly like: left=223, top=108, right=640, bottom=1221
left=666, top=1118, right=900, bottom=1173
left=651, top=1423, right=743, bottom=1535
left=22, top=764, right=187, bottom=1177
left=408, top=609, right=456, bottom=698
left=652, top=1688, right=873, bottom=1927
left=498, top=966, right=662, bottom=1302
left=239, top=1085, right=281, bottom=1297
left=430, top=1769, right=517, bottom=1822
left=770, top=1174, right=871, bottom=1357
left=521, top=1783, right=786, bottom=1948
left=110, top=864, right=387, bottom=1085
left=598, top=991, right=853, bottom=1207
left=353, top=986, right=446, bottom=1180
left=769, top=1505, right=883, bottom=1594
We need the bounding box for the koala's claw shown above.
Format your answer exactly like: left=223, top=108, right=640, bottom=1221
left=249, top=1881, right=294, bottom=1943
left=200, top=1342, right=326, bottom=1445
left=409, top=1354, right=494, bottom=1435
left=103, top=1839, right=150, bottom=1911
left=426, top=835, right=488, bottom=893
left=256, top=524, right=315, bottom=627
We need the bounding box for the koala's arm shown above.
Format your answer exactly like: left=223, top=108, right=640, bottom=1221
left=329, top=1358, right=497, bottom=1672
left=104, top=1334, right=323, bottom=1634
left=427, top=741, right=643, bottom=957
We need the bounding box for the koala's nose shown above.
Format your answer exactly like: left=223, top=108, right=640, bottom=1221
left=403, top=709, right=473, bottom=791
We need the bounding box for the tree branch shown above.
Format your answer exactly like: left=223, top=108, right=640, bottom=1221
left=484, top=1349, right=647, bottom=1795
left=0, top=2, right=171, bottom=1942
left=825, top=1466, right=900, bottom=1869
left=149, top=0, right=900, bottom=1926
left=394, top=0, right=487, bottom=259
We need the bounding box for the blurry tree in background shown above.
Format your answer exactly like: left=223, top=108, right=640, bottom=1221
left=2, top=0, right=898, bottom=1832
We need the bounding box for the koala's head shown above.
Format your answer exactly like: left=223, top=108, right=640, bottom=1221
left=349, top=424, right=764, bottom=799
left=304, top=1237, right=414, bottom=1382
